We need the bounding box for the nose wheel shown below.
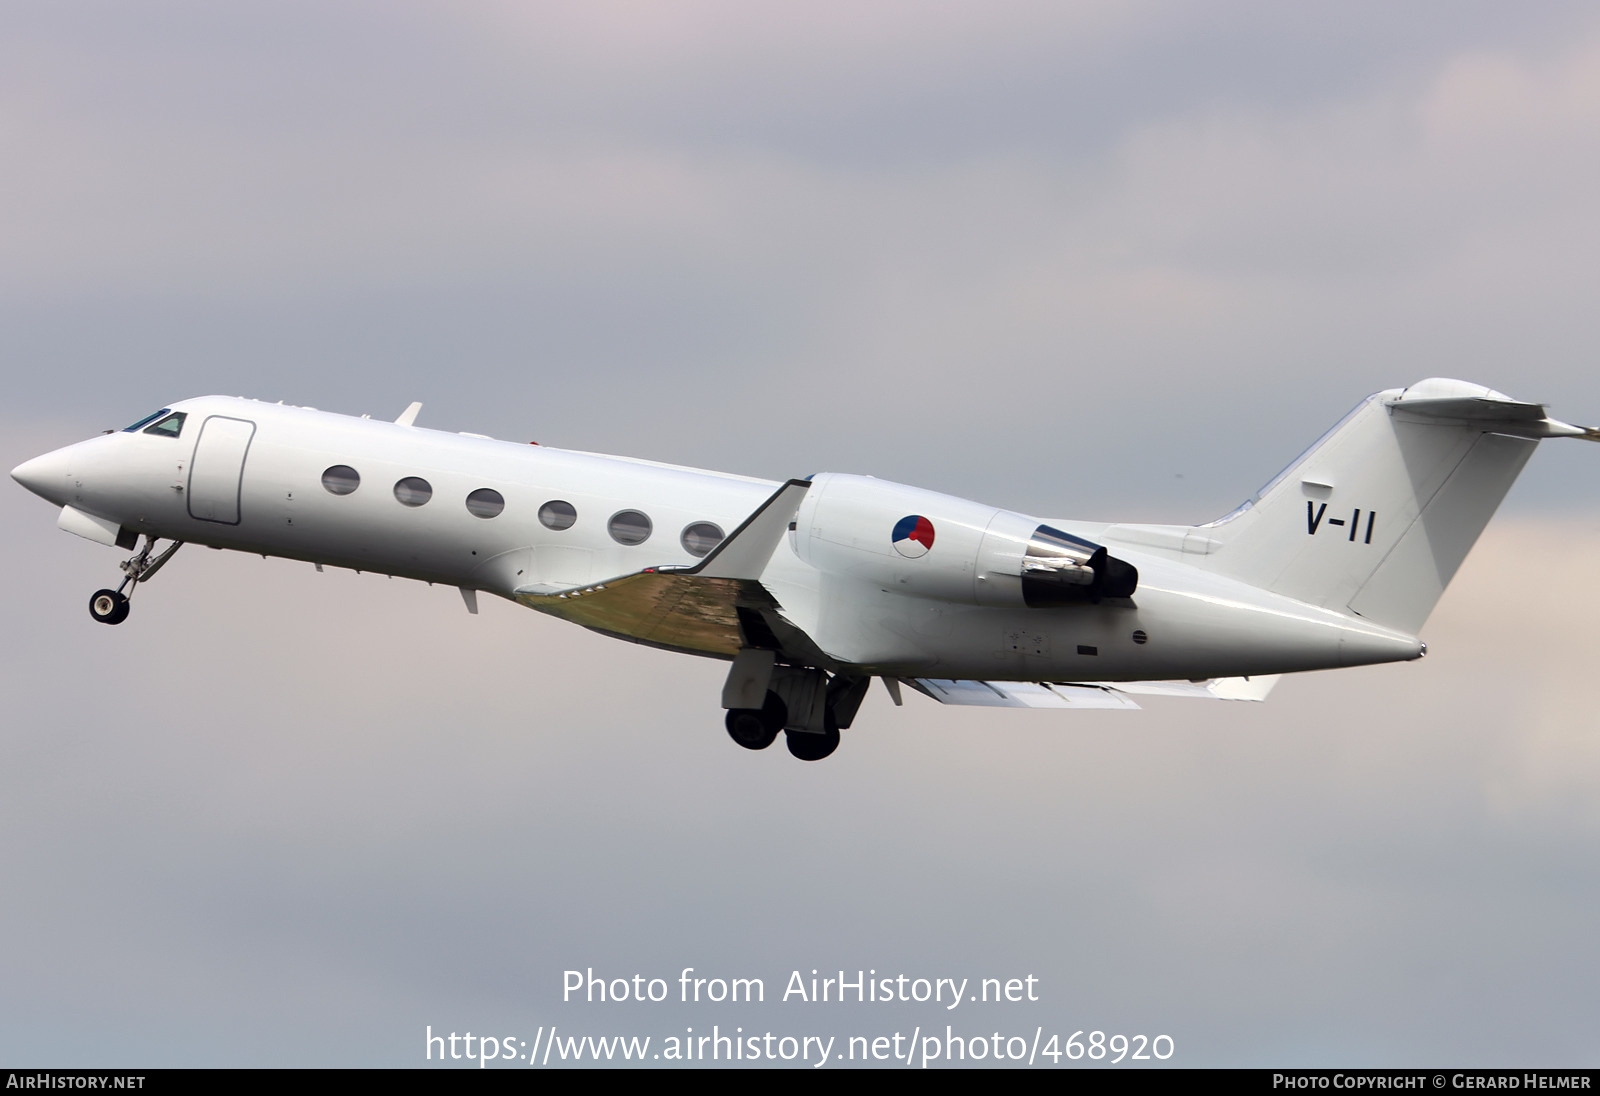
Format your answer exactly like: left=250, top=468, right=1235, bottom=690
left=89, top=589, right=130, bottom=625
left=87, top=535, right=184, bottom=625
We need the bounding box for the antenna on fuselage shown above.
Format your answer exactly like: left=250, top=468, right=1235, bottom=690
left=394, top=402, right=422, bottom=426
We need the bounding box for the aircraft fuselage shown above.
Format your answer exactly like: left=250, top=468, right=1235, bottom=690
left=13, top=395, right=1422, bottom=686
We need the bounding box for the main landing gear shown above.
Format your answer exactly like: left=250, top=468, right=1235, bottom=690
left=88, top=535, right=183, bottom=625
left=721, top=665, right=869, bottom=762
left=724, top=695, right=843, bottom=761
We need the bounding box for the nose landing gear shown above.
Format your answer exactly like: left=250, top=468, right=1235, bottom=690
left=88, top=535, right=184, bottom=625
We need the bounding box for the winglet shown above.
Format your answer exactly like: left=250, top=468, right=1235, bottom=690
left=687, top=479, right=811, bottom=581
left=395, top=402, right=423, bottom=427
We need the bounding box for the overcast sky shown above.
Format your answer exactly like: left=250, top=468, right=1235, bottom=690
left=4, top=1, right=1600, bottom=1068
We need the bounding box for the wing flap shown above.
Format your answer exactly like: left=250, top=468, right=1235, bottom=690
left=905, top=674, right=1281, bottom=709
left=907, top=679, right=1140, bottom=709
left=1087, top=675, right=1281, bottom=701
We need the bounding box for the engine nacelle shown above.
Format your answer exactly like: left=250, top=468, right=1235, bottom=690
left=789, top=473, right=1137, bottom=608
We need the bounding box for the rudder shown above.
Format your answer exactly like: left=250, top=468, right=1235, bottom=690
left=1198, top=379, right=1593, bottom=633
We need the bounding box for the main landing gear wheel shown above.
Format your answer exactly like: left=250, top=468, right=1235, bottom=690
left=724, top=693, right=786, bottom=751
left=89, top=589, right=130, bottom=626
left=784, top=724, right=840, bottom=762
left=725, top=709, right=777, bottom=750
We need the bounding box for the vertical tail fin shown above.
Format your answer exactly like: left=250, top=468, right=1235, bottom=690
left=1197, top=379, right=1598, bottom=634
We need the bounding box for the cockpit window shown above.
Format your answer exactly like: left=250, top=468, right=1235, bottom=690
left=123, top=409, right=171, bottom=432
left=143, top=412, right=187, bottom=438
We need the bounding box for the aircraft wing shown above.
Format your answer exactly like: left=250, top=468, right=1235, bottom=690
left=906, top=679, right=1141, bottom=709
left=905, top=674, right=1280, bottom=709
left=512, top=479, right=821, bottom=661
left=1095, top=675, right=1280, bottom=701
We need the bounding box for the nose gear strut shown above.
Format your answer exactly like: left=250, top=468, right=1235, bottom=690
left=89, top=536, right=184, bottom=625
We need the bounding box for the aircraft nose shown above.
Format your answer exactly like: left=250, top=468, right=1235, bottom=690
left=11, top=450, right=67, bottom=503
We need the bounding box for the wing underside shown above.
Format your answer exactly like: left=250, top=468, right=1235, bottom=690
left=905, top=675, right=1280, bottom=709
left=511, top=479, right=816, bottom=660
left=516, top=569, right=766, bottom=657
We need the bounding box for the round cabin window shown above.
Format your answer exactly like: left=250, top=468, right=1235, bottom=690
left=321, top=465, right=360, bottom=496
left=608, top=509, right=652, bottom=546
left=465, top=488, right=505, bottom=518
left=394, top=477, right=433, bottom=507
left=539, top=500, right=577, bottom=531
left=680, top=521, right=724, bottom=558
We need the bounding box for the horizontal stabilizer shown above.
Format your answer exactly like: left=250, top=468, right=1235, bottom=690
left=1386, top=381, right=1600, bottom=440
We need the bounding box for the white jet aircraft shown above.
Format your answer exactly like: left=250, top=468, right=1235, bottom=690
left=12, top=378, right=1597, bottom=760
